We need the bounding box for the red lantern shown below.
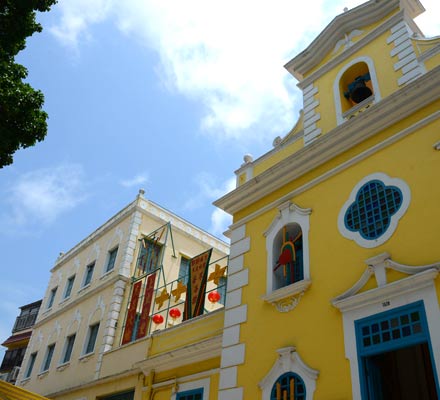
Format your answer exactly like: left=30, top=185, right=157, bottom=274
left=152, top=314, right=164, bottom=324
left=169, top=308, right=181, bottom=319
left=208, top=291, right=221, bottom=304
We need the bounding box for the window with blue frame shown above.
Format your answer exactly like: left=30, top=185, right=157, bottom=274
left=344, top=180, right=403, bottom=240
left=356, top=301, right=439, bottom=399
left=176, top=388, right=203, bottom=400
left=218, top=276, right=227, bottom=305
left=273, top=224, right=303, bottom=290
left=178, top=256, right=190, bottom=284
left=271, top=372, right=306, bottom=400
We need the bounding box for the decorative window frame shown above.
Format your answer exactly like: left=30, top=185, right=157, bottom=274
left=333, top=56, right=381, bottom=125
left=259, top=347, right=319, bottom=400
left=337, top=172, right=410, bottom=248
left=262, top=202, right=311, bottom=312
left=171, top=377, right=210, bottom=400
left=331, top=253, right=440, bottom=399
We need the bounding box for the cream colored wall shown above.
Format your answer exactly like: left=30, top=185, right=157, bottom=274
left=20, top=196, right=229, bottom=399
left=19, top=215, right=133, bottom=397
left=233, top=107, right=440, bottom=398
left=21, top=283, right=116, bottom=396
left=38, top=215, right=132, bottom=318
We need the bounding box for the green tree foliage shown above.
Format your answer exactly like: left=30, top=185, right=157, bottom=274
left=0, top=0, right=56, bottom=168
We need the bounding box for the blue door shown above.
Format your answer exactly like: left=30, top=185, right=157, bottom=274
left=355, top=301, right=439, bottom=399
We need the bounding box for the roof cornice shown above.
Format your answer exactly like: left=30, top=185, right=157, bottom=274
left=214, top=66, right=440, bottom=215
left=285, top=0, right=424, bottom=80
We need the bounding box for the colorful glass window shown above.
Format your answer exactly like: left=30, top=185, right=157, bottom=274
left=344, top=180, right=403, bottom=240
left=273, top=224, right=303, bottom=289
left=270, top=372, right=306, bottom=400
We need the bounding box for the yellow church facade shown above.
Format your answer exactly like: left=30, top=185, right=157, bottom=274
left=215, top=0, right=440, bottom=399
left=13, top=0, right=440, bottom=399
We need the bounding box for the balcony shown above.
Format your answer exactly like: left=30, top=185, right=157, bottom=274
left=12, top=312, right=38, bottom=333
left=122, top=254, right=228, bottom=343
left=0, top=348, right=26, bottom=372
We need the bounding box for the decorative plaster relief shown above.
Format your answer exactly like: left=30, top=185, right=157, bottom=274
left=259, top=347, right=319, bottom=399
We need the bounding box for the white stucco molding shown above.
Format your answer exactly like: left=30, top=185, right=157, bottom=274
left=332, top=253, right=440, bottom=308
left=259, top=347, right=319, bottom=400
left=333, top=56, right=381, bottom=126
left=331, top=254, right=440, bottom=399
left=264, top=201, right=311, bottom=296
left=261, top=280, right=311, bottom=313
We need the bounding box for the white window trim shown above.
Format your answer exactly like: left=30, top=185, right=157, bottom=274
left=63, top=275, right=76, bottom=300
left=337, top=172, right=410, bottom=248
left=332, top=254, right=440, bottom=399
left=171, top=377, right=210, bottom=400
left=263, top=201, right=311, bottom=309
left=82, top=323, right=100, bottom=356
left=258, top=347, right=319, bottom=400
left=102, top=246, right=119, bottom=275
left=82, top=262, right=95, bottom=288
left=333, top=56, right=381, bottom=125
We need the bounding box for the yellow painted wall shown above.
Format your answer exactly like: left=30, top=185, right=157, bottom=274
left=234, top=106, right=440, bottom=398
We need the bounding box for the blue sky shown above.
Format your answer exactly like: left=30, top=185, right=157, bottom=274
left=0, top=0, right=438, bottom=357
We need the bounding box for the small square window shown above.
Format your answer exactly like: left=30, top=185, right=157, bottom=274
left=41, top=344, right=55, bottom=372
left=47, top=287, right=57, bottom=309
left=64, top=275, right=75, bottom=299
left=84, top=323, right=99, bottom=354
left=61, top=334, right=76, bottom=364
left=83, top=262, right=95, bottom=287
left=105, top=247, right=118, bottom=273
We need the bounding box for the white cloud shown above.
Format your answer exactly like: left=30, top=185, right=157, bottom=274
left=183, top=173, right=234, bottom=211
left=210, top=207, right=232, bottom=239
left=49, top=0, right=116, bottom=48
left=119, top=172, right=149, bottom=188
left=0, top=164, right=86, bottom=233
left=49, top=0, right=439, bottom=144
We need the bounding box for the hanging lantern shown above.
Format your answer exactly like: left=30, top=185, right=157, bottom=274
left=208, top=291, right=221, bottom=304
left=169, top=308, right=181, bottom=319
left=152, top=314, right=164, bottom=324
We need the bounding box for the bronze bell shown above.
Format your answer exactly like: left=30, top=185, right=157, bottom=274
left=350, top=80, right=372, bottom=104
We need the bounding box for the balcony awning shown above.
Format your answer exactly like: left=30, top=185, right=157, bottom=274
left=0, top=380, right=50, bottom=400
left=2, top=332, right=32, bottom=347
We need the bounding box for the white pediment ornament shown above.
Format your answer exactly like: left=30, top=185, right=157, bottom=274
left=259, top=347, right=319, bottom=399
left=332, top=253, right=440, bottom=311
